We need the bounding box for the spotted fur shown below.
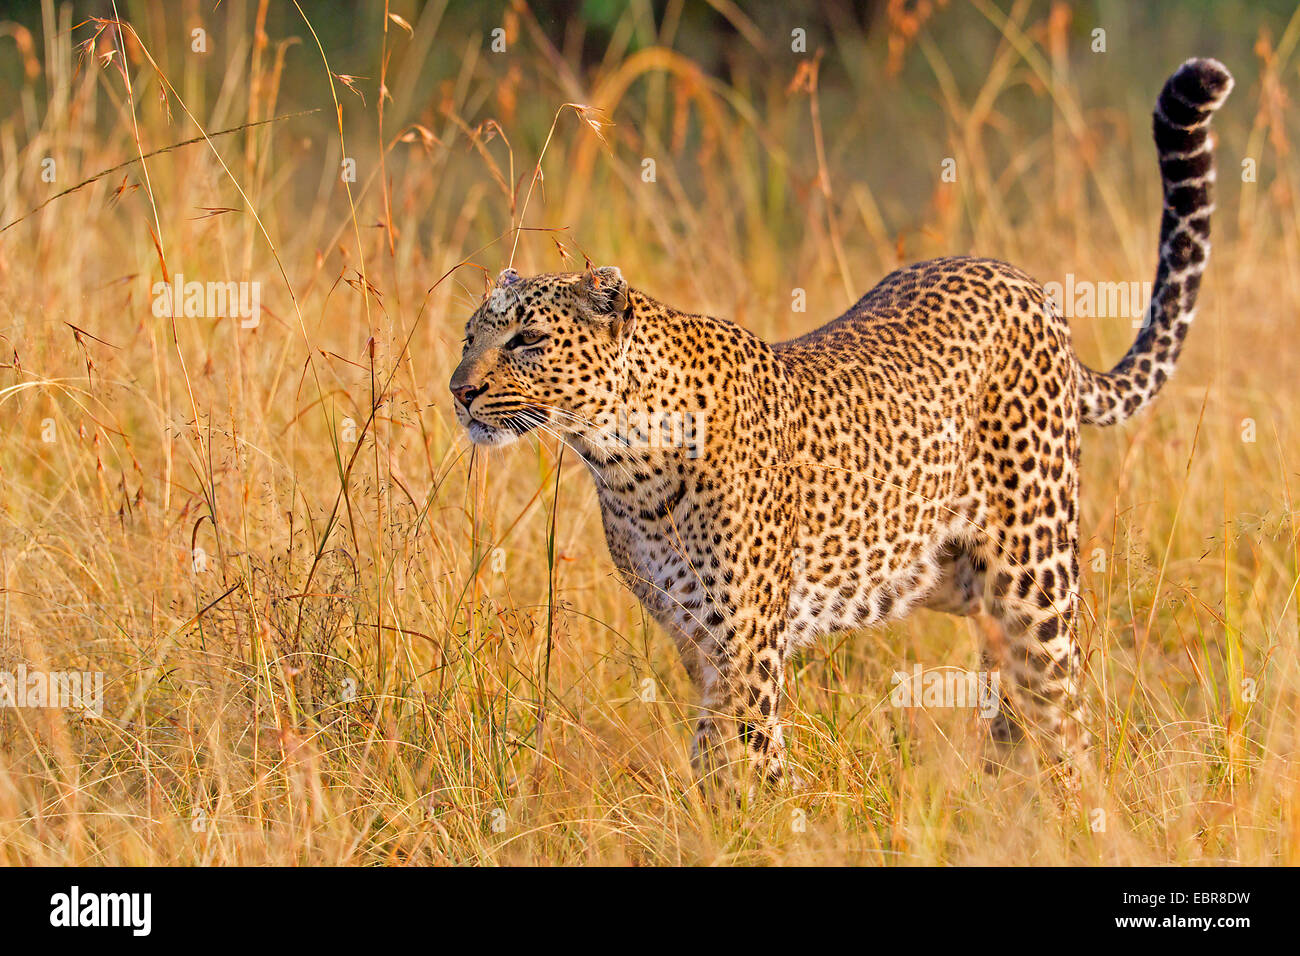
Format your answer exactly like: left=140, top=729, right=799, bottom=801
left=449, top=59, right=1232, bottom=789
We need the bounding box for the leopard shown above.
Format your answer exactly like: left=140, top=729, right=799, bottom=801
left=449, top=59, right=1233, bottom=791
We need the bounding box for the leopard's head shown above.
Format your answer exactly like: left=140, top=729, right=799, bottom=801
left=449, top=266, right=634, bottom=446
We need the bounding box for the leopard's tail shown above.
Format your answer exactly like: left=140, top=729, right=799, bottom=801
left=1076, top=58, right=1233, bottom=427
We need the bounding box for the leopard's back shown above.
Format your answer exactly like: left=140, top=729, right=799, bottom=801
left=775, top=257, right=1071, bottom=641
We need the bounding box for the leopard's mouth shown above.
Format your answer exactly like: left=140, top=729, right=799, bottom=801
left=460, top=405, right=545, bottom=446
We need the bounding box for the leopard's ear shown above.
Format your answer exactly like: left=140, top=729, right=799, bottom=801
left=579, top=266, right=628, bottom=316
left=496, top=267, right=521, bottom=287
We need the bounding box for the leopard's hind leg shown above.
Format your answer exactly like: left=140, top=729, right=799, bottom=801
left=923, top=540, right=1021, bottom=745
left=981, top=485, right=1092, bottom=786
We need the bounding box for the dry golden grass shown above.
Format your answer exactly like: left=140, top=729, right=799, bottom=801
left=0, top=0, right=1295, bottom=865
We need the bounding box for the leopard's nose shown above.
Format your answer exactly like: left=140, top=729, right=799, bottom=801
left=452, top=382, right=487, bottom=410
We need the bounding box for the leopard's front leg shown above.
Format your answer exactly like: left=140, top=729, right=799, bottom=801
left=671, top=382, right=798, bottom=796
left=689, top=605, right=792, bottom=794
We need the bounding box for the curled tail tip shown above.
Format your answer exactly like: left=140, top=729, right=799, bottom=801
left=1168, top=58, right=1234, bottom=113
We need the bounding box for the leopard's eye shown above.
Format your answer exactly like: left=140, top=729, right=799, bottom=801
left=506, top=330, right=547, bottom=351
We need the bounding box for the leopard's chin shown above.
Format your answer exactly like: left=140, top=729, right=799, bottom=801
left=466, top=419, right=521, bottom=447
left=464, top=408, right=547, bottom=446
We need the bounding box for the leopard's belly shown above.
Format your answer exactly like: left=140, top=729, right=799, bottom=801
left=785, top=486, right=989, bottom=646
left=786, top=543, right=943, bottom=645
